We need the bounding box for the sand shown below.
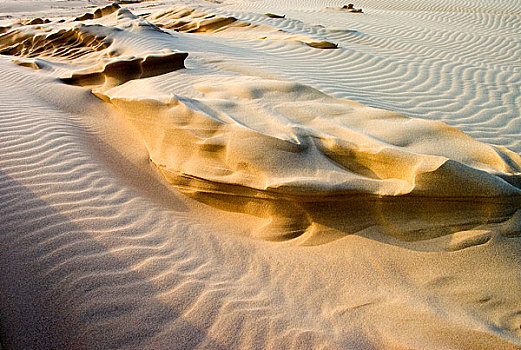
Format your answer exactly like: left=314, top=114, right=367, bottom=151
left=0, top=0, right=520, bottom=349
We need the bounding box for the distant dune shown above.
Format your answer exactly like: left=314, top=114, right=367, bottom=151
left=0, top=0, right=520, bottom=349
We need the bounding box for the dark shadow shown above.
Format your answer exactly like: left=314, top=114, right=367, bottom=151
left=165, top=172, right=521, bottom=247
left=301, top=195, right=521, bottom=243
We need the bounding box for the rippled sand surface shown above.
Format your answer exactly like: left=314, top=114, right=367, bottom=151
left=1, top=0, right=521, bottom=348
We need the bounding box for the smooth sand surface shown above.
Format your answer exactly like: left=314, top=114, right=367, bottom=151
left=1, top=0, right=521, bottom=349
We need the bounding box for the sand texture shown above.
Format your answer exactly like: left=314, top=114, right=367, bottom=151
left=0, top=0, right=521, bottom=349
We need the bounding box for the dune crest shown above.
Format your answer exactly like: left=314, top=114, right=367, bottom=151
left=60, top=51, right=187, bottom=88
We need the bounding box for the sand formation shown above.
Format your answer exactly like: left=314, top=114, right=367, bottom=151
left=2, top=3, right=521, bottom=241
left=1, top=0, right=521, bottom=349
left=145, top=6, right=338, bottom=48
left=60, top=51, right=188, bottom=88
left=265, top=13, right=285, bottom=19
left=2, top=3, right=521, bottom=242
left=342, top=4, right=363, bottom=13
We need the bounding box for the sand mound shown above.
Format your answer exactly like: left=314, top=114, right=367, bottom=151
left=327, top=4, right=364, bottom=13
left=98, top=78, right=521, bottom=199
left=146, top=6, right=338, bottom=48
left=0, top=5, right=188, bottom=87
left=92, top=76, right=521, bottom=241
left=73, top=3, right=122, bottom=22
left=146, top=7, right=240, bottom=33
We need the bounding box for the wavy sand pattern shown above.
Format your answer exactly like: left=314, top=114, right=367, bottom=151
left=1, top=0, right=521, bottom=349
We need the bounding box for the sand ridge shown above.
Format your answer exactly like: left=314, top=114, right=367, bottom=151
left=145, top=5, right=339, bottom=48
left=97, top=76, right=521, bottom=198
left=96, top=75, right=521, bottom=241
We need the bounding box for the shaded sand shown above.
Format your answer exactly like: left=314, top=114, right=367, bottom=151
left=1, top=0, right=521, bottom=349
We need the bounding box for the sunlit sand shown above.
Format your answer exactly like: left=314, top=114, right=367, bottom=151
left=1, top=0, right=520, bottom=348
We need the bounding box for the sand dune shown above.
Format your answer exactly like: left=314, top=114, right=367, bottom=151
left=1, top=0, right=521, bottom=349
left=96, top=76, right=521, bottom=241
left=101, top=78, right=521, bottom=197
left=145, top=5, right=338, bottom=48
left=0, top=25, right=111, bottom=60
